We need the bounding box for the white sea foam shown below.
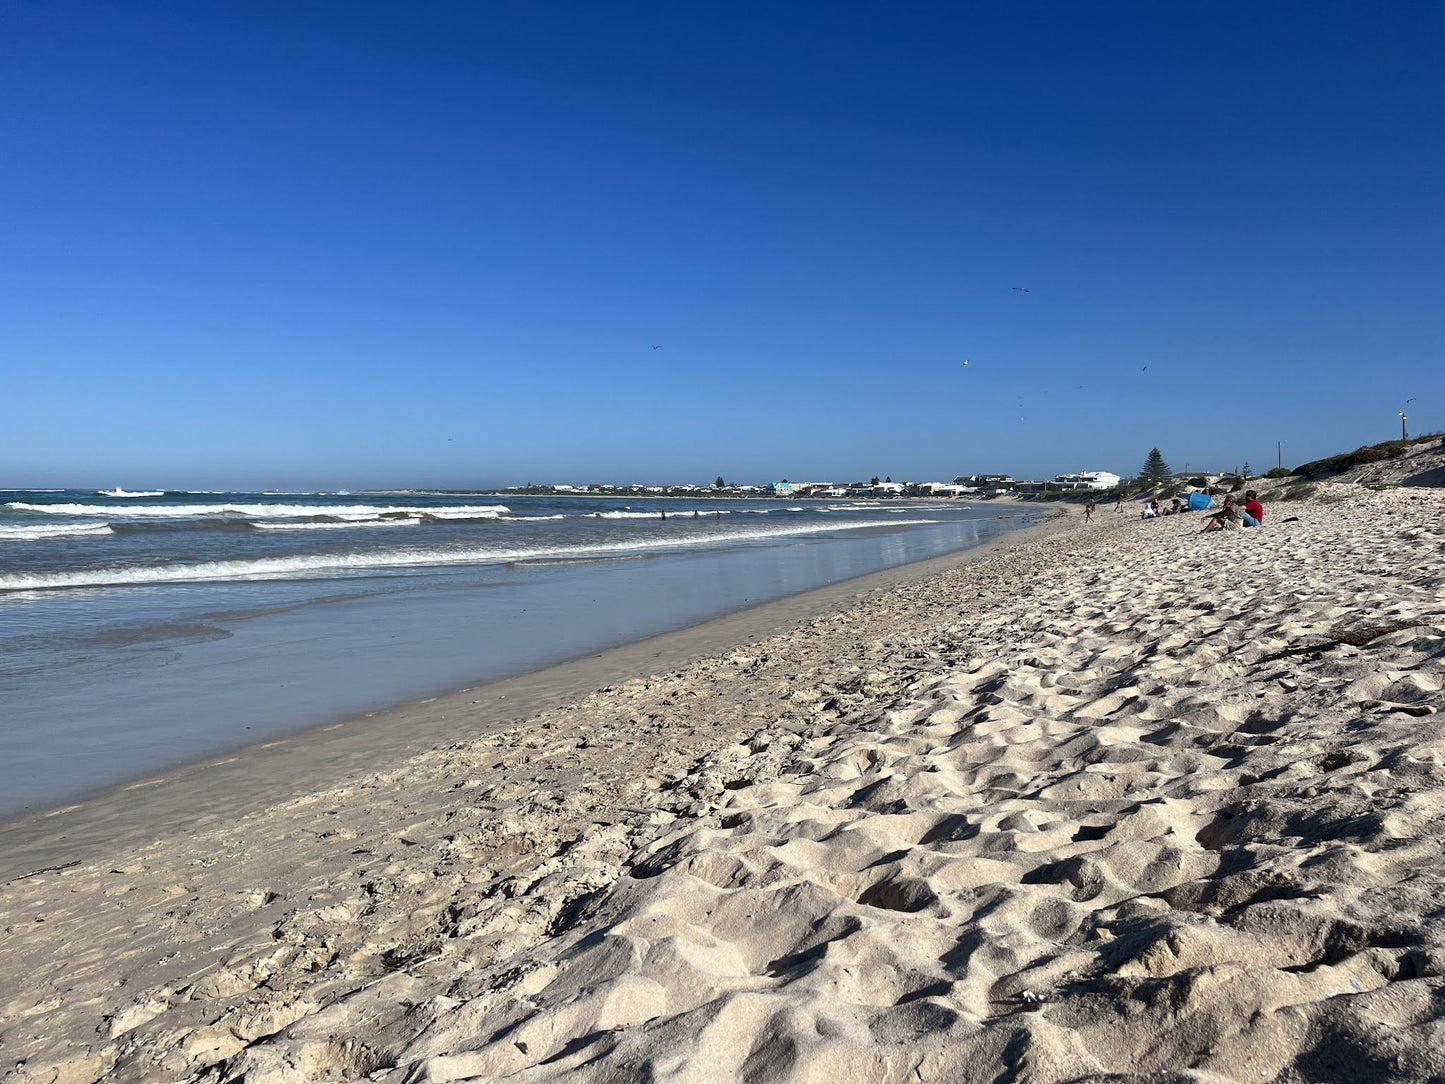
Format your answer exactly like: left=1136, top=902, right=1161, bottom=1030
left=584, top=509, right=735, bottom=519
left=0, top=523, right=115, bottom=541
left=251, top=518, right=424, bottom=531
left=0, top=519, right=938, bottom=591
left=4, top=502, right=511, bottom=519
left=419, top=508, right=508, bottom=520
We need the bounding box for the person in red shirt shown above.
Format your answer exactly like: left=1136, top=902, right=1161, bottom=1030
left=1242, top=489, right=1265, bottom=527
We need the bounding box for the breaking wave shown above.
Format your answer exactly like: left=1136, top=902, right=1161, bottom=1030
left=251, top=518, right=424, bottom=531
left=0, top=519, right=938, bottom=591
left=4, top=502, right=511, bottom=520
left=0, top=523, right=115, bottom=541
left=589, top=509, right=737, bottom=519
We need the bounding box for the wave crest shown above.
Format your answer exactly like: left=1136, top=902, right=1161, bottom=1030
left=5, top=502, right=511, bottom=520
left=0, top=523, right=115, bottom=541
left=0, top=519, right=938, bottom=591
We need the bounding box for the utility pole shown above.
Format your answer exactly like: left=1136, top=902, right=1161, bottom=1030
left=1400, top=412, right=1408, bottom=441
left=1277, top=440, right=1284, bottom=471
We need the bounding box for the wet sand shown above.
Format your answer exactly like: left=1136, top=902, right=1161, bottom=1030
left=0, top=511, right=1064, bottom=882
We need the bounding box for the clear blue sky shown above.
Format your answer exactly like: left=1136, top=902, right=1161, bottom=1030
left=3, top=1, right=1441, bottom=488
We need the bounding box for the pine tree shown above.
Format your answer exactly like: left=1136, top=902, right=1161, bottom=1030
left=714, top=476, right=726, bottom=488
left=1241, top=462, right=1253, bottom=479
left=1139, top=448, right=1172, bottom=483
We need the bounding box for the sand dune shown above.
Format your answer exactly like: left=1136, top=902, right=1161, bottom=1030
left=3, top=485, right=1443, bottom=1082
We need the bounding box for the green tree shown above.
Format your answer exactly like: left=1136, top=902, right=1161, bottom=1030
left=871, top=475, right=881, bottom=485
left=1241, top=461, right=1253, bottom=479
left=1139, top=448, right=1172, bottom=483
left=714, top=476, right=725, bottom=488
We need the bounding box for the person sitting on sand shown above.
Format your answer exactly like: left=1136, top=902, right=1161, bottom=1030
left=1242, top=489, right=1265, bottom=528
left=1201, top=495, right=1242, bottom=533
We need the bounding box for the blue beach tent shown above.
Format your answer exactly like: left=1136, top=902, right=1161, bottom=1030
left=1188, top=492, right=1216, bottom=511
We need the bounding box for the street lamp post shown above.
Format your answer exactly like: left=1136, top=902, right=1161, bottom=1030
left=1400, top=413, right=1408, bottom=441
left=1277, top=440, right=1284, bottom=472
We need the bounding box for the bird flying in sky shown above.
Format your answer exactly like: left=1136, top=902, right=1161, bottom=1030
left=1012, top=286, right=1030, bottom=293
left=651, top=345, right=662, bottom=350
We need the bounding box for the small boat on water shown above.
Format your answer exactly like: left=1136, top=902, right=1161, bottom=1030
left=99, top=488, right=165, bottom=498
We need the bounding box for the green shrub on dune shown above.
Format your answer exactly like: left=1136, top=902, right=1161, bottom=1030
left=1293, top=432, right=1443, bottom=479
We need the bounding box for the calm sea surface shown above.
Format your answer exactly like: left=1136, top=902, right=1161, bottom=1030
left=0, top=489, right=1037, bottom=817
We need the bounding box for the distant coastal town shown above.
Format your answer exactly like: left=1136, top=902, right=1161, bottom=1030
left=498, top=470, right=1125, bottom=499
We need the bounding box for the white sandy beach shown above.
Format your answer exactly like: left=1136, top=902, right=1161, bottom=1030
left=3, top=482, right=1444, bottom=1083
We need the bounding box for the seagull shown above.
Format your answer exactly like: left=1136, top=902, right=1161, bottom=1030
left=651, top=345, right=663, bottom=350
left=1012, top=286, right=1030, bottom=293
left=1141, top=366, right=1148, bottom=371
left=963, top=359, right=969, bottom=366
left=1406, top=397, right=1417, bottom=403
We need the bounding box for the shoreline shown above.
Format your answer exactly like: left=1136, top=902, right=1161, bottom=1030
left=8, top=485, right=1439, bottom=1082
left=0, top=503, right=1067, bottom=882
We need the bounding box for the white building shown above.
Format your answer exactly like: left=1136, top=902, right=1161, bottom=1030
left=916, top=482, right=977, bottom=496
left=1052, top=471, right=1121, bottom=490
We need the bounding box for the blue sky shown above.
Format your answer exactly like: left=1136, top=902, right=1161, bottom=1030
left=3, top=1, right=1441, bottom=488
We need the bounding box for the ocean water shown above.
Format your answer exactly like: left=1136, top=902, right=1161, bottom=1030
left=0, top=489, right=1036, bottom=817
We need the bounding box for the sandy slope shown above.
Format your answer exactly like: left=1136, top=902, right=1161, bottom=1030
left=2, top=486, right=1443, bottom=1083
left=1302, top=434, right=1445, bottom=487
